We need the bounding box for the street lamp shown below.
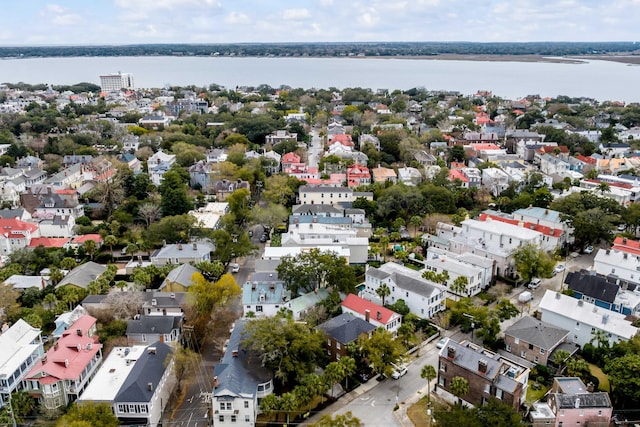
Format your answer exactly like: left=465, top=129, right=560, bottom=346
left=427, top=401, right=432, bottom=427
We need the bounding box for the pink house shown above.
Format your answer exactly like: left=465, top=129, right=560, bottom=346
left=529, top=377, right=612, bottom=427
left=24, top=315, right=103, bottom=409
left=281, top=152, right=301, bottom=170
left=346, top=164, right=371, bottom=187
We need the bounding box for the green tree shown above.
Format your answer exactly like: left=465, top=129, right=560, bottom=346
left=358, top=328, right=405, bottom=377
left=242, top=316, right=326, bottom=387
left=450, top=276, right=469, bottom=297
left=103, top=235, right=118, bottom=255
left=251, top=202, right=288, bottom=231
left=56, top=402, right=119, bottom=427
left=553, top=349, right=571, bottom=374
left=310, top=412, right=361, bottom=427
left=376, top=283, right=391, bottom=306
left=605, top=353, right=640, bottom=409
left=421, top=364, right=437, bottom=402
left=159, top=167, right=193, bottom=217
left=125, top=242, right=139, bottom=260
left=512, top=243, right=555, bottom=283
left=450, top=376, right=470, bottom=405
left=82, top=239, right=97, bottom=261
left=276, top=248, right=356, bottom=295
left=0, top=283, right=20, bottom=323
left=410, top=215, right=423, bottom=235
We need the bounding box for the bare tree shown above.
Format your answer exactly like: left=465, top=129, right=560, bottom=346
left=138, top=202, right=161, bottom=227
left=102, top=291, right=144, bottom=320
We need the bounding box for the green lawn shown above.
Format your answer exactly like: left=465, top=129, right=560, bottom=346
left=589, top=363, right=610, bottom=392
left=526, top=381, right=548, bottom=404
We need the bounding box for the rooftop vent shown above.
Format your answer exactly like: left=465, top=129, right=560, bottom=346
left=232, top=349, right=239, bottom=357
left=147, top=347, right=157, bottom=355
left=478, top=359, right=488, bottom=373
left=447, top=346, right=456, bottom=359
left=76, top=329, right=82, bottom=336
left=376, top=311, right=382, bottom=320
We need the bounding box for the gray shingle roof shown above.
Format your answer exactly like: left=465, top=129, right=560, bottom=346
left=565, top=271, right=619, bottom=304
left=213, top=320, right=272, bottom=398
left=161, top=263, right=199, bottom=289
left=318, top=313, right=375, bottom=345
left=114, top=342, right=174, bottom=403
left=56, top=262, right=107, bottom=289
left=126, top=315, right=181, bottom=335
left=505, top=316, right=569, bottom=350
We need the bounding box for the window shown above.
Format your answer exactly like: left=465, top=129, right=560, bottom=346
left=219, top=415, right=224, bottom=422
left=231, top=415, right=237, bottom=423
left=327, top=338, right=331, bottom=346
left=495, top=389, right=503, bottom=400
left=245, top=416, right=250, bottom=422
left=505, top=345, right=511, bottom=352
left=439, top=361, right=447, bottom=372
left=438, top=377, right=446, bottom=387
left=528, top=343, right=534, bottom=350
left=336, top=342, right=341, bottom=350
left=244, top=401, right=249, bottom=409
left=575, top=322, right=580, bottom=330
left=520, top=351, right=526, bottom=358
left=484, top=384, right=490, bottom=394
left=540, top=348, right=545, bottom=354
left=534, top=356, right=539, bottom=363
left=256, top=306, right=263, bottom=312
left=514, top=337, right=519, bottom=344
left=220, top=402, right=232, bottom=411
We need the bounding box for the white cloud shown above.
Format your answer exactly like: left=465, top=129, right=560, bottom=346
left=52, top=14, right=82, bottom=26
left=319, top=0, right=334, bottom=6
left=282, top=8, right=311, bottom=21
left=46, top=4, right=65, bottom=14
left=114, top=0, right=221, bottom=12
left=224, top=11, right=251, bottom=25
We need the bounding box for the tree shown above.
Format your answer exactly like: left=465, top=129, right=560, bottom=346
left=7, top=390, right=36, bottom=424
left=173, top=347, right=198, bottom=394
left=310, top=412, right=361, bottom=427
left=251, top=202, right=288, bottom=231
left=553, top=349, right=571, bottom=374
left=512, top=243, right=555, bottom=283
left=358, top=328, right=405, bottom=377
left=451, top=276, right=469, bottom=297
left=82, top=239, right=97, bottom=261
left=242, top=316, right=326, bottom=387
left=138, top=201, right=161, bottom=227
left=450, top=376, right=470, bottom=405
left=376, top=283, right=390, bottom=306
left=103, top=235, right=118, bottom=255
left=143, top=214, right=195, bottom=245
left=159, top=167, right=193, bottom=217
left=0, top=283, right=19, bottom=323
left=421, top=364, right=437, bottom=401
left=276, top=248, right=356, bottom=295
left=410, top=215, right=423, bottom=235
left=605, top=353, right=640, bottom=408
left=125, top=242, right=139, bottom=260
left=188, top=273, right=241, bottom=317
left=56, top=402, right=119, bottom=427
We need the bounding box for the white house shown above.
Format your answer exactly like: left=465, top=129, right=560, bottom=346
left=481, top=168, right=510, bottom=196
left=78, top=343, right=176, bottom=427
left=0, top=320, right=44, bottom=408
left=242, top=272, right=291, bottom=318
left=422, top=251, right=484, bottom=298
left=362, top=262, right=446, bottom=319
left=539, top=290, right=638, bottom=348
left=593, top=239, right=640, bottom=285
left=341, top=293, right=402, bottom=336
left=281, top=222, right=369, bottom=264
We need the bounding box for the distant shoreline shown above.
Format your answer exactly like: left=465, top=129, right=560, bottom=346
left=2, top=53, right=639, bottom=65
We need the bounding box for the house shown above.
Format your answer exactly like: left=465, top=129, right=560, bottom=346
left=56, top=262, right=107, bottom=290
left=397, top=167, right=422, bottom=186
left=298, top=185, right=372, bottom=206
left=317, top=313, right=376, bottom=361
left=362, top=262, right=446, bottom=319
left=564, top=270, right=640, bottom=316
left=0, top=218, right=39, bottom=255
left=421, top=251, right=484, bottom=298
left=437, top=339, right=529, bottom=410
left=147, top=150, right=176, bottom=186
left=24, top=315, right=103, bottom=409
left=139, top=114, right=174, bottom=130
left=424, top=247, right=495, bottom=290
left=68, top=234, right=103, bottom=250
left=189, top=202, right=228, bottom=230
left=285, top=288, right=330, bottom=321
left=0, top=319, right=44, bottom=409
left=78, top=343, right=176, bottom=427
left=212, top=320, right=273, bottom=427
left=281, top=221, right=368, bottom=264
left=53, top=305, right=88, bottom=338
left=43, top=164, right=84, bottom=189
left=159, top=263, right=200, bottom=292
left=503, top=316, right=570, bottom=366
left=593, top=237, right=640, bottom=286
left=478, top=212, right=564, bottom=252
left=341, top=293, right=402, bottom=336
left=36, top=214, right=76, bottom=238
left=4, top=274, right=49, bottom=291
left=21, top=187, right=84, bottom=219
left=141, top=291, right=189, bottom=317
left=481, top=168, right=510, bottom=196
left=265, top=130, right=297, bottom=145
left=371, top=166, right=397, bottom=184
left=512, top=206, right=572, bottom=245
left=529, top=377, right=612, bottom=427
left=126, top=316, right=182, bottom=345
left=209, top=179, right=250, bottom=200
left=150, top=242, right=212, bottom=266
left=281, top=152, right=301, bottom=170
left=242, top=272, right=290, bottom=318
left=539, top=290, right=638, bottom=347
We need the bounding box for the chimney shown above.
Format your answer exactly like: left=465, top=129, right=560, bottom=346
left=586, top=382, right=595, bottom=392
left=148, top=382, right=153, bottom=391
left=447, top=346, right=456, bottom=359
left=365, top=309, right=370, bottom=322
left=376, top=311, right=382, bottom=320
left=555, top=292, right=561, bottom=300
left=478, top=359, right=488, bottom=373
left=76, top=329, right=82, bottom=336
left=623, top=238, right=628, bottom=244
left=170, top=293, right=175, bottom=299
left=178, top=243, right=183, bottom=251
left=214, top=376, right=219, bottom=388
left=193, top=243, right=197, bottom=250
left=232, top=349, right=239, bottom=357
left=574, top=397, right=580, bottom=409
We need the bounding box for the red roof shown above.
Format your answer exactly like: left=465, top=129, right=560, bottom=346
left=29, top=237, right=70, bottom=248
left=71, top=234, right=103, bottom=244
left=281, top=152, right=301, bottom=164
left=450, top=162, right=466, bottom=170
left=539, top=145, right=569, bottom=154
left=26, top=315, right=102, bottom=382
left=0, top=218, right=39, bottom=236
left=478, top=213, right=563, bottom=237
left=55, top=189, right=77, bottom=195
left=575, top=155, right=597, bottom=165
left=449, top=169, right=469, bottom=183
left=612, top=236, right=640, bottom=255
left=341, top=294, right=397, bottom=325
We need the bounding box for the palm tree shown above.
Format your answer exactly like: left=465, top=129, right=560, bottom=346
left=48, top=266, right=64, bottom=285
left=553, top=349, right=571, bottom=374
left=83, top=239, right=97, bottom=261
left=598, top=182, right=611, bottom=195
left=323, top=361, right=346, bottom=398
left=420, top=365, right=437, bottom=402
left=450, top=376, right=469, bottom=406
left=451, top=276, right=469, bottom=297
left=339, top=357, right=357, bottom=390
left=279, top=392, right=298, bottom=425
left=379, top=235, right=390, bottom=261
left=126, top=242, right=139, bottom=261
left=410, top=215, right=423, bottom=235
left=104, top=234, right=118, bottom=255
left=376, top=283, right=391, bottom=306
left=43, top=293, right=57, bottom=310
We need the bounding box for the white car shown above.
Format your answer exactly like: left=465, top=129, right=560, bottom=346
left=583, top=246, right=594, bottom=254
left=527, top=278, right=542, bottom=289
left=553, top=264, right=565, bottom=275
left=231, top=263, right=240, bottom=273
left=436, top=337, right=448, bottom=349
left=391, top=363, right=407, bottom=380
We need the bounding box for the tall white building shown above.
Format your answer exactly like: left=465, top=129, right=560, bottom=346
left=100, top=72, right=134, bottom=92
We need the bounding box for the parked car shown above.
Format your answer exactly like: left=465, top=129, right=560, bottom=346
left=436, top=337, right=448, bottom=349
left=583, top=246, right=594, bottom=254
left=527, top=278, right=542, bottom=289
left=553, top=264, right=565, bottom=275
left=518, top=291, right=533, bottom=303
left=230, top=263, right=240, bottom=273
left=618, top=224, right=626, bottom=231
left=248, top=230, right=253, bottom=238
left=391, top=363, right=408, bottom=380
left=121, top=247, right=127, bottom=255
left=259, top=233, right=268, bottom=243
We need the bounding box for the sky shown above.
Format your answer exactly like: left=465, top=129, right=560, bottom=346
left=1, top=0, right=638, bottom=46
